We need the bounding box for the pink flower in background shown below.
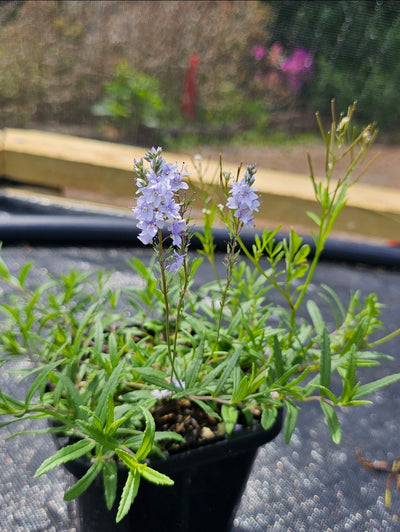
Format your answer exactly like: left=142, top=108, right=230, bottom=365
left=281, top=48, right=313, bottom=74
left=251, top=42, right=313, bottom=94
left=281, top=48, right=313, bottom=91
left=252, top=44, right=267, bottom=60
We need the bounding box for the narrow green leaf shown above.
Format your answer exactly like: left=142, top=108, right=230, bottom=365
left=321, top=284, right=346, bottom=321
left=103, top=460, right=118, bottom=511
left=107, top=417, right=130, bottom=437
left=343, top=400, right=372, bottom=406
left=64, top=461, right=103, bottom=501
left=139, top=465, right=174, bottom=486
left=307, top=300, right=325, bottom=336
left=71, top=301, right=101, bottom=357
left=306, top=210, right=321, bottom=227
left=232, top=366, right=241, bottom=393
left=185, top=335, right=205, bottom=389
left=272, top=335, right=284, bottom=378
left=353, top=373, right=400, bottom=400
left=154, top=430, right=185, bottom=444
left=18, top=261, right=34, bottom=287
left=116, top=448, right=173, bottom=486
left=313, top=385, right=338, bottom=405
left=106, top=393, right=115, bottom=432
left=79, top=406, right=104, bottom=432
left=320, top=402, right=341, bottom=444
left=127, top=257, right=150, bottom=279
left=231, top=375, right=249, bottom=404
left=75, top=420, right=119, bottom=450
left=56, top=373, right=83, bottom=416
left=221, top=404, right=238, bottom=435
left=320, top=326, right=331, bottom=391
left=24, top=361, right=63, bottom=408
left=261, top=406, right=278, bottom=431
left=190, top=398, right=221, bottom=421
left=0, top=255, right=11, bottom=280
left=94, top=319, right=104, bottom=352
left=115, top=448, right=139, bottom=470
left=108, top=332, right=118, bottom=368
left=135, top=408, right=155, bottom=462
left=0, top=390, right=25, bottom=415
left=35, top=439, right=96, bottom=477
left=116, top=469, right=140, bottom=523
left=284, top=401, right=299, bottom=444
left=214, top=344, right=243, bottom=395
left=276, top=364, right=301, bottom=386
left=95, top=360, right=125, bottom=423
left=340, top=346, right=357, bottom=402
left=132, top=367, right=177, bottom=391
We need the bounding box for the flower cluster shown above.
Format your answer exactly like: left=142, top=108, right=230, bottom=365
left=226, top=164, right=260, bottom=227
left=251, top=41, right=313, bottom=95
left=134, top=149, right=261, bottom=267
left=133, top=147, right=189, bottom=270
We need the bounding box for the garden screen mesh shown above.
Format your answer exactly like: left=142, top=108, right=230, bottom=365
left=0, top=0, right=399, bottom=146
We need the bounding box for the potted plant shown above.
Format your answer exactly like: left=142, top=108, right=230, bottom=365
left=0, top=102, right=399, bottom=531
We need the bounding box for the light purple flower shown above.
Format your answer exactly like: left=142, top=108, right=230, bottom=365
left=169, top=250, right=186, bottom=273
left=165, top=163, right=189, bottom=192
left=133, top=196, right=154, bottom=222
left=136, top=220, right=158, bottom=245
left=226, top=165, right=260, bottom=227
left=151, top=388, right=171, bottom=399
left=133, top=148, right=188, bottom=266
left=170, top=219, right=187, bottom=247
left=151, top=377, right=185, bottom=398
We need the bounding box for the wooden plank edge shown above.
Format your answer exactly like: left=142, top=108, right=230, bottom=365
left=0, top=128, right=399, bottom=240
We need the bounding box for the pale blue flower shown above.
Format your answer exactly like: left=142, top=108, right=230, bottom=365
left=169, top=250, right=186, bottom=272
left=151, top=388, right=171, bottom=399
left=226, top=165, right=260, bottom=227
left=170, top=219, right=187, bottom=247
left=133, top=148, right=188, bottom=266
left=136, top=220, right=158, bottom=245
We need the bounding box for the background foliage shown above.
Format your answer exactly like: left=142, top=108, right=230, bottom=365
left=266, top=0, right=400, bottom=132
left=0, top=0, right=398, bottom=146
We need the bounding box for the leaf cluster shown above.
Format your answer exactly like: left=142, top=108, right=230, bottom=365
left=0, top=102, right=399, bottom=521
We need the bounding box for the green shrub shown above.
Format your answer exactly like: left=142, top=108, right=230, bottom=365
left=265, top=0, right=400, bottom=130
left=92, top=61, right=165, bottom=144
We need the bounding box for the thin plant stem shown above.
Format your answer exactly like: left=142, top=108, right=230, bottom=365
left=367, top=327, right=400, bottom=348
left=156, top=230, right=180, bottom=386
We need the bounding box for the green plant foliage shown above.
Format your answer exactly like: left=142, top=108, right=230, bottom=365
left=92, top=60, right=165, bottom=143
left=266, top=0, right=400, bottom=129
left=0, top=102, right=400, bottom=522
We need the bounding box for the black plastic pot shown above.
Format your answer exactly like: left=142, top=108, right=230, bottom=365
left=61, top=410, right=283, bottom=532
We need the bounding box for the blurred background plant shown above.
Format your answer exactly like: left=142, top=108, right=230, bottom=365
left=266, top=0, right=400, bottom=137
left=249, top=41, right=314, bottom=112
left=91, top=60, right=165, bottom=145
left=0, top=0, right=399, bottom=148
